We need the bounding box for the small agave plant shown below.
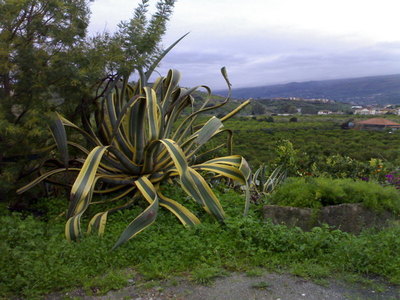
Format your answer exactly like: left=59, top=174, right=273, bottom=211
left=251, top=164, right=287, bottom=196
left=18, top=67, right=251, bottom=249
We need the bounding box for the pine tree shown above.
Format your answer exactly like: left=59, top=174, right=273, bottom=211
left=0, top=0, right=176, bottom=203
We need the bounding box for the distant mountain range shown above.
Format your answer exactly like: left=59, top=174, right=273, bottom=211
left=219, top=74, right=400, bottom=105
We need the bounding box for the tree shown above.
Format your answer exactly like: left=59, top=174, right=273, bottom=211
left=0, top=0, right=176, bottom=202
left=282, top=104, right=298, bottom=114
left=0, top=0, right=91, bottom=201
left=0, top=0, right=90, bottom=108
left=265, top=116, right=274, bottom=122
left=116, top=0, right=176, bottom=82
left=251, top=101, right=266, bottom=115
left=0, top=0, right=177, bottom=121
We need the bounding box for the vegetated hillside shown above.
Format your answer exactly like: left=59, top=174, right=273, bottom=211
left=190, top=90, right=252, bottom=116
left=190, top=91, right=351, bottom=115
left=255, top=98, right=352, bottom=114
left=219, top=74, right=400, bottom=105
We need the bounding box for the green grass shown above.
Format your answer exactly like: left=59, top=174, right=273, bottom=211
left=2, top=186, right=400, bottom=298
left=191, top=265, right=227, bottom=285
left=245, top=268, right=264, bottom=277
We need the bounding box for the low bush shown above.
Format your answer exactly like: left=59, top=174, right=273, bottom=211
left=268, top=177, right=400, bottom=213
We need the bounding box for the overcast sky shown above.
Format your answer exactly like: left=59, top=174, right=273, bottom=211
left=88, top=0, right=400, bottom=90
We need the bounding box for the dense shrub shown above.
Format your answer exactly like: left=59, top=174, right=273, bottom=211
left=313, top=155, right=387, bottom=182
left=265, top=116, right=274, bottom=122
left=268, top=177, right=400, bottom=213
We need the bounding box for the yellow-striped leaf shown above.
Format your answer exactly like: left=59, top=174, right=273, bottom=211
left=87, top=212, right=108, bottom=236
left=158, top=191, right=200, bottom=227
left=112, top=177, right=159, bottom=249
left=49, top=115, right=69, bottom=168
left=220, top=99, right=251, bottom=122
left=144, top=87, right=160, bottom=142
left=192, top=163, right=246, bottom=184
left=159, top=139, right=225, bottom=220
left=17, top=168, right=80, bottom=194
left=68, top=146, right=109, bottom=218
left=66, top=176, right=100, bottom=241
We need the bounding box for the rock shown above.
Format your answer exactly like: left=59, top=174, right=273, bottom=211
left=320, top=203, right=396, bottom=234
left=263, top=205, right=317, bottom=231
left=263, top=203, right=397, bottom=233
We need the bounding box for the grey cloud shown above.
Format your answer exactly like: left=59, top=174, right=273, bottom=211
left=88, top=1, right=400, bottom=90
left=144, top=26, right=400, bottom=90
left=162, top=51, right=248, bottom=65
left=156, top=38, right=400, bottom=89
left=230, top=46, right=400, bottom=88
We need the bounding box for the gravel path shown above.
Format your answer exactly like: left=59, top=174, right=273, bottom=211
left=58, top=271, right=400, bottom=300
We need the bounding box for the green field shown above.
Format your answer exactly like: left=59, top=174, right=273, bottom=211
left=223, top=115, right=400, bottom=168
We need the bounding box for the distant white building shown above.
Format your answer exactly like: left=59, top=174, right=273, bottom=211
left=375, top=109, right=389, bottom=115
left=354, top=108, right=376, bottom=115
left=317, top=110, right=333, bottom=115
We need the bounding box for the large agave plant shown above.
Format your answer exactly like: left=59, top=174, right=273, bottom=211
left=18, top=68, right=251, bottom=249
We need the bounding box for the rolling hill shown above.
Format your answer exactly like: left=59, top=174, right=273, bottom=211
left=219, top=74, right=400, bottom=105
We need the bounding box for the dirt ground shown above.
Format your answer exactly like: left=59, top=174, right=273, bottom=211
left=57, top=271, right=400, bottom=300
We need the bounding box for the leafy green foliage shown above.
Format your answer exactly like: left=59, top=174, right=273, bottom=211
left=315, top=155, right=375, bottom=179
left=115, top=0, right=176, bottom=79
left=2, top=189, right=400, bottom=298
left=273, top=140, right=299, bottom=175
left=0, top=0, right=90, bottom=201
left=268, top=177, right=400, bottom=213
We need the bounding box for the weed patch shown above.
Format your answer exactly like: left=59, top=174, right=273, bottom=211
left=251, top=281, right=270, bottom=290
left=191, top=265, right=228, bottom=285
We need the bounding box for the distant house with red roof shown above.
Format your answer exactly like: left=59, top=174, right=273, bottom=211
left=355, top=118, right=400, bottom=130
